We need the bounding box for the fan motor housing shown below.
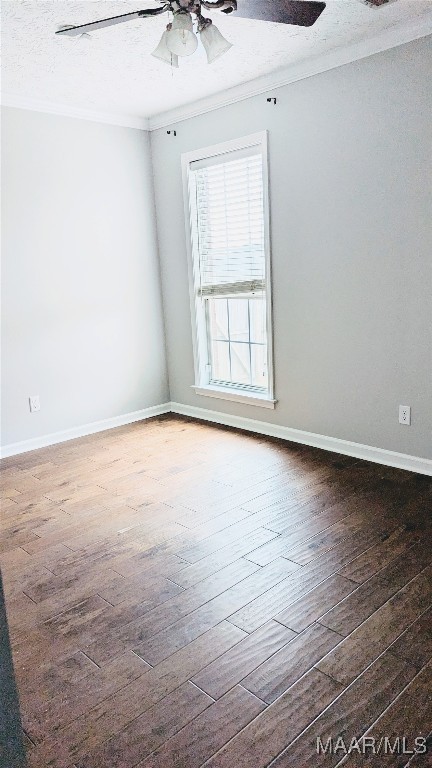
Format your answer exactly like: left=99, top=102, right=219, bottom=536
left=357, top=0, right=398, bottom=7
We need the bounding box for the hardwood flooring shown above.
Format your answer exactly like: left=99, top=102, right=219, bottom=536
left=1, top=415, right=431, bottom=768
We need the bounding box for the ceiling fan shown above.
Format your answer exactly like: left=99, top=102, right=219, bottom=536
left=56, top=0, right=328, bottom=66
left=56, top=0, right=397, bottom=67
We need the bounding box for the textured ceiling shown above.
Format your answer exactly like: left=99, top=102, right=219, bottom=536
left=2, top=0, right=432, bottom=120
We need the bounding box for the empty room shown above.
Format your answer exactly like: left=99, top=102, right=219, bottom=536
left=1, top=1, right=431, bottom=766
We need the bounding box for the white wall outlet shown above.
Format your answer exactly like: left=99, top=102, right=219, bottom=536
left=399, top=405, right=411, bottom=425
left=29, top=395, right=41, bottom=413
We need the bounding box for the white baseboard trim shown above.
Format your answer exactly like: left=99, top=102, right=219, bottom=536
left=0, top=403, right=171, bottom=459
left=170, top=402, right=432, bottom=477
left=2, top=400, right=431, bottom=476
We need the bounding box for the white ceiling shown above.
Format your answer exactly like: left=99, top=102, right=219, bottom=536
left=2, top=0, right=432, bottom=124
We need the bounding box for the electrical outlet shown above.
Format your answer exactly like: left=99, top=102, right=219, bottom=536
left=29, top=395, right=40, bottom=413
left=399, top=405, right=411, bottom=426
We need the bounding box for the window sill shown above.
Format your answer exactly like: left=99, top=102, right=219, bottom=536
left=193, top=385, right=277, bottom=409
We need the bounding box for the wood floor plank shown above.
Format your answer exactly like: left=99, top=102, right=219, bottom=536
left=20, top=568, right=127, bottom=620
left=137, top=685, right=265, bottom=768
left=191, top=620, right=295, bottom=699
left=97, top=572, right=185, bottom=608
left=238, top=467, right=336, bottom=516
left=16, top=650, right=99, bottom=699
left=0, top=503, right=72, bottom=539
left=0, top=546, right=32, bottom=571
left=275, top=573, right=357, bottom=633
left=176, top=515, right=282, bottom=564
left=173, top=471, right=314, bottom=525
left=404, top=734, right=432, bottom=767
left=2, top=416, right=430, bottom=768
left=316, top=566, right=432, bottom=686
left=0, top=528, right=41, bottom=554
left=23, top=650, right=151, bottom=743
left=1, top=472, right=47, bottom=496
left=203, top=669, right=343, bottom=768
left=73, top=682, right=213, bottom=768
left=281, top=512, right=377, bottom=566
left=227, top=525, right=393, bottom=633
left=22, top=730, right=35, bottom=756
left=242, top=503, right=356, bottom=567
left=336, top=663, right=432, bottom=768
left=174, top=501, right=252, bottom=533
left=4, top=591, right=41, bottom=632
left=388, top=607, right=432, bottom=671
left=170, top=527, right=279, bottom=588
left=132, top=558, right=296, bottom=665
left=244, top=535, right=299, bottom=567
left=23, top=507, right=185, bottom=556
left=0, top=543, right=74, bottom=578
left=3, top=562, right=61, bottom=601
left=262, top=485, right=359, bottom=536
left=65, top=514, right=185, bottom=553
left=83, top=557, right=260, bottom=665
left=83, top=542, right=187, bottom=581
left=241, top=622, right=342, bottom=703
left=36, top=579, right=189, bottom=664
left=268, top=654, right=418, bottom=767
left=29, top=622, right=246, bottom=768
left=337, top=524, right=427, bottom=583
left=108, top=507, right=251, bottom=578
left=319, top=543, right=432, bottom=636
left=17, top=506, right=127, bottom=554
left=43, top=593, right=112, bottom=636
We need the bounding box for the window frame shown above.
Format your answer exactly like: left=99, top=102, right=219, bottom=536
left=182, top=131, right=275, bottom=409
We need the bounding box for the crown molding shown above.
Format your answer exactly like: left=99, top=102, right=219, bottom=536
left=1, top=16, right=431, bottom=132
left=0, top=92, right=150, bottom=131
left=148, top=15, right=432, bottom=130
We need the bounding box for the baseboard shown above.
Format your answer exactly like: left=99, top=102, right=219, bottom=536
left=2, top=400, right=431, bottom=476
left=170, top=402, right=432, bottom=477
left=0, top=403, right=171, bottom=459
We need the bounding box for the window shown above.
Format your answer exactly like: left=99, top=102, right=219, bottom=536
left=182, top=132, right=275, bottom=408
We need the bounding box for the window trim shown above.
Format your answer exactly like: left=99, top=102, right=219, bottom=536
left=182, top=131, right=275, bottom=407
left=193, top=385, right=277, bottom=409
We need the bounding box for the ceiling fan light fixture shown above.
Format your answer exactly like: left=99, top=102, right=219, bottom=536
left=356, top=0, right=397, bottom=6
left=166, top=11, right=198, bottom=57
left=199, top=20, right=232, bottom=64
left=151, top=27, right=179, bottom=67
left=56, top=0, right=330, bottom=66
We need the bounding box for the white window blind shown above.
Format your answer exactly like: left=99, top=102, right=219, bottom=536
left=191, top=149, right=265, bottom=298
left=183, top=132, right=274, bottom=405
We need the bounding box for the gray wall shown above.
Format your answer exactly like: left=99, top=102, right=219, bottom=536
left=1, top=107, right=168, bottom=447
left=151, top=37, right=432, bottom=460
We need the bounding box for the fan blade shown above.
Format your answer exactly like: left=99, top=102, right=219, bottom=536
left=230, top=0, right=326, bottom=26
left=56, top=6, right=169, bottom=37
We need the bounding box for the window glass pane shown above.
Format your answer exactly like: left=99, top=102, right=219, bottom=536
left=251, top=344, right=268, bottom=388
left=230, top=342, right=251, bottom=385
left=208, top=299, right=228, bottom=341
left=188, top=138, right=272, bottom=397
left=210, top=340, right=230, bottom=382
left=228, top=298, right=249, bottom=342
left=249, top=297, right=267, bottom=344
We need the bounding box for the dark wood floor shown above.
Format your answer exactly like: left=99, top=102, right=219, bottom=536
left=1, top=415, right=431, bottom=768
